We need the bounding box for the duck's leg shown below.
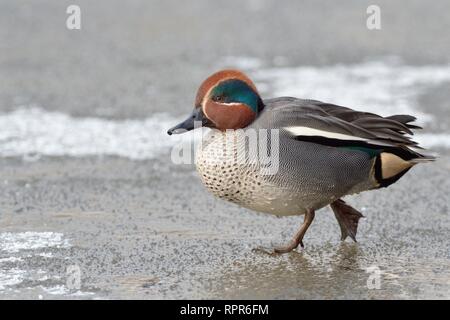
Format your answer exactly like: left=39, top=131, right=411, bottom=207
left=273, top=209, right=315, bottom=254
left=330, top=199, right=364, bottom=242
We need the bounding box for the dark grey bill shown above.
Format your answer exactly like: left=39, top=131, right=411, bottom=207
left=167, top=108, right=209, bottom=135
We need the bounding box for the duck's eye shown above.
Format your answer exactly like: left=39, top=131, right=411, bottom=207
left=212, top=95, right=224, bottom=102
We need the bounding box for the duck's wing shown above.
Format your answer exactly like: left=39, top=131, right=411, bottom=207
left=263, top=97, right=425, bottom=153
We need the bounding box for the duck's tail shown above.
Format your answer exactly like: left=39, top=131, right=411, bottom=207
left=374, top=146, right=435, bottom=188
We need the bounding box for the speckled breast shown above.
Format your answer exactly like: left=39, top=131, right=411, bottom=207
left=194, top=130, right=311, bottom=216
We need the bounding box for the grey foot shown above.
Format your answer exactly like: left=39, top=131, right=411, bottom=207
left=330, top=199, right=364, bottom=242
left=252, top=209, right=315, bottom=255
left=252, top=246, right=278, bottom=255
left=252, top=243, right=302, bottom=255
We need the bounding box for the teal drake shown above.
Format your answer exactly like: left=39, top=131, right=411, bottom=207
left=167, top=69, right=434, bottom=254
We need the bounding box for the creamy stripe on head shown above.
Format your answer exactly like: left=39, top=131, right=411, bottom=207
left=201, top=78, right=242, bottom=120
left=284, top=126, right=368, bottom=141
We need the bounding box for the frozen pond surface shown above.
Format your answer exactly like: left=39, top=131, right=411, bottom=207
left=0, top=1, right=449, bottom=299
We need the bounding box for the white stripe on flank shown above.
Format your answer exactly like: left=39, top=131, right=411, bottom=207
left=284, top=126, right=367, bottom=141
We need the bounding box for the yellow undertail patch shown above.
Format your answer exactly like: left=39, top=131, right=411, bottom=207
left=380, top=152, right=414, bottom=179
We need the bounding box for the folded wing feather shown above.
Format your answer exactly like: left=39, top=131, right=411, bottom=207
left=266, top=98, right=421, bottom=149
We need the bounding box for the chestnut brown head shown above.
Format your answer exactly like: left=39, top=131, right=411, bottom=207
left=167, top=69, right=263, bottom=135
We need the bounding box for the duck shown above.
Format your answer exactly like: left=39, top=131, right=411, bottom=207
left=167, top=69, right=434, bottom=254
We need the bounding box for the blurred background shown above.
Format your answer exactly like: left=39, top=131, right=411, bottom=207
left=0, top=0, right=449, bottom=299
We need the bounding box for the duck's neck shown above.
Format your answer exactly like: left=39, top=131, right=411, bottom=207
left=256, top=97, right=265, bottom=113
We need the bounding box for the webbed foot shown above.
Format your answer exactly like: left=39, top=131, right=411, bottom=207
left=253, top=209, right=315, bottom=255
left=330, top=199, right=364, bottom=242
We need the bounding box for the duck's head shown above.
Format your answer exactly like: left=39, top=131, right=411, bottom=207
left=167, top=69, right=263, bottom=135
